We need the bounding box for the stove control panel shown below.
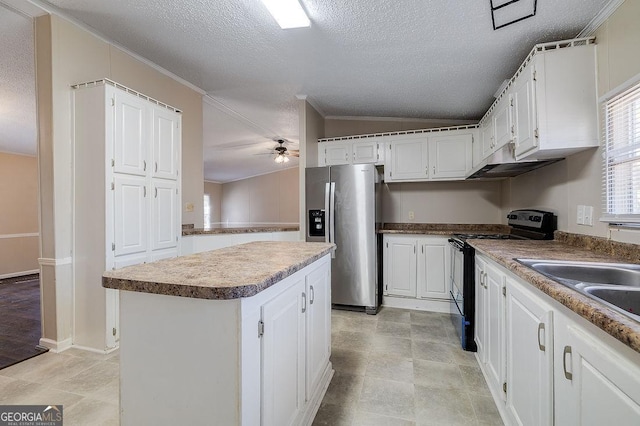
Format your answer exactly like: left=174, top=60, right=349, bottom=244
left=507, top=209, right=555, bottom=231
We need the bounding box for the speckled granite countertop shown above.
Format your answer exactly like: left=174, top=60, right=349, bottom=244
left=183, top=226, right=299, bottom=236
left=469, top=238, right=640, bottom=353
left=379, top=223, right=510, bottom=235
left=102, top=241, right=334, bottom=300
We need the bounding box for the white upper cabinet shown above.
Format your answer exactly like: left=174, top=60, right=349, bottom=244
left=386, top=136, right=429, bottom=181
left=493, top=94, right=513, bottom=152
left=353, top=139, right=381, bottom=164
left=512, top=62, right=537, bottom=157
left=152, top=106, right=180, bottom=180
left=114, top=90, right=149, bottom=176
left=322, top=141, right=351, bottom=166
left=429, top=132, right=473, bottom=180
left=318, top=138, right=385, bottom=167
left=385, top=131, right=475, bottom=182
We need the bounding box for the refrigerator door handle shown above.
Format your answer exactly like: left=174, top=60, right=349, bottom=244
left=329, top=181, right=336, bottom=258
left=324, top=182, right=331, bottom=244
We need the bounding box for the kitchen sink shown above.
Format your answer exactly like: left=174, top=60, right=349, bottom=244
left=583, top=286, right=640, bottom=317
left=516, top=259, right=640, bottom=322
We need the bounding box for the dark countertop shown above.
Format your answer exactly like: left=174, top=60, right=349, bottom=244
left=469, top=237, right=640, bottom=353
left=183, top=225, right=300, bottom=236
left=103, top=241, right=334, bottom=300
left=379, top=223, right=511, bottom=235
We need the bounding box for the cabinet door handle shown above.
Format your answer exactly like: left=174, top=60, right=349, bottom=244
left=537, top=323, right=545, bottom=352
left=563, top=346, right=573, bottom=380
left=302, top=292, right=307, bottom=313
left=143, top=186, right=146, bottom=197
left=432, top=166, right=436, bottom=175
left=154, top=187, right=158, bottom=198
left=143, top=160, right=146, bottom=171
left=310, top=285, right=315, bottom=305
left=155, top=162, right=158, bottom=173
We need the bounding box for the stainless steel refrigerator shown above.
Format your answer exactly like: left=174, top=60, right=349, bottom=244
left=305, top=164, right=382, bottom=314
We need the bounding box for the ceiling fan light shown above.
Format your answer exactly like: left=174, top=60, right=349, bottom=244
left=260, top=0, right=310, bottom=29
left=274, top=154, right=284, bottom=163
left=283, top=155, right=290, bottom=163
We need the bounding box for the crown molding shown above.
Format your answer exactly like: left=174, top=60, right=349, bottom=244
left=577, top=0, right=625, bottom=37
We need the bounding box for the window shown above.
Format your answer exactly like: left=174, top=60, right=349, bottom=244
left=603, top=80, right=640, bottom=223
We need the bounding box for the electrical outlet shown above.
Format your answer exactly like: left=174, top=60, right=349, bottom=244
left=408, top=211, right=415, bottom=221
left=577, top=205, right=585, bottom=225
left=185, top=202, right=194, bottom=213
left=584, top=205, right=594, bottom=226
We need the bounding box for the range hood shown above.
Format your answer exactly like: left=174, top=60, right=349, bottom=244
left=467, top=143, right=563, bottom=179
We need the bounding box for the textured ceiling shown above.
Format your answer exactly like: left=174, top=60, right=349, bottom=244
left=1, top=0, right=611, bottom=180
left=0, top=4, right=36, bottom=156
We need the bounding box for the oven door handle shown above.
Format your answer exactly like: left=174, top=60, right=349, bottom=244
left=448, top=238, right=464, bottom=251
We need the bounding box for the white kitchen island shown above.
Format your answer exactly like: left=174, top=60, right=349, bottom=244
left=103, top=241, right=335, bottom=426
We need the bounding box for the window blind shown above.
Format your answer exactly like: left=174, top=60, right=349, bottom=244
left=602, top=80, right=640, bottom=223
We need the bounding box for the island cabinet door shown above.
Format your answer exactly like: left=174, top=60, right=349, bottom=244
left=261, top=279, right=306, bottom=426
left=305, top=261, right=331, bottom=400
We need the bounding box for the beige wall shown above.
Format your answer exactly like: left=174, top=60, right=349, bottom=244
left=324, top=117, right=473, bottom=138
left=0, top=152, right=39, bottom=277
left=383, top=181, right=503, bottom=224
left=221, top=168, right=299, bottom=225
left=299, top=100, right=326, bottom=238
left=504, top=0, right=640, bottom=243
left=35, top=14, right=204, bottom=345
left=204, top=181, right=222, bottom=225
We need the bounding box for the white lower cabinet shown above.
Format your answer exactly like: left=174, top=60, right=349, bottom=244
left=505, top=277, right=553, bottom=426
left=383, top=235, right=450, bottom=301
left=554, top=311, right=640, bottom=426
left=262, top=279, right=306, bottom=426
left=476, top=254, right=640, bottom=426
left=119, top=254, right=332, bottom=426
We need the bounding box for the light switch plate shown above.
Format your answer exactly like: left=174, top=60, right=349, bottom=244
left=577, top=205, right=585, bottom=225
left=584, top=205, right=593, bottom=226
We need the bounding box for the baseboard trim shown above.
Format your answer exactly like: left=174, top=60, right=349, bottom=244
left=38, top=257, right=72, bottom=267
left=383, top=295, right=453, bottom=313
left=0, top=269, right=39, bottom=280
left=71, top=344, right=119, bottom=355
left=39, top=337, right=72, bottom=353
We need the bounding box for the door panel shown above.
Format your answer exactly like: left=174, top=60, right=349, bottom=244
left=113, top=175, right=148, bottom=256
left=114, top=91, right=148, bottom=176
left=385, top=237, right=416, bottom=298
left=152, top=180, right=178, bottom=251
left=152, top=107, right=180, bottom=180
left=305, top=263, right=331, bottom=399
left=429, top=133, right=472, bottom=179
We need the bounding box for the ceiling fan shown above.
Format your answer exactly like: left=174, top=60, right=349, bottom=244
left=271, top=138, right=299, bottom=163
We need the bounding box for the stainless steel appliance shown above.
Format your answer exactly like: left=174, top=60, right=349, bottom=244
left=467, top=144, right=563, bottom=179
left=448, top=209, right=557, bottom=351
left=305, top=164, right=382, bottom=314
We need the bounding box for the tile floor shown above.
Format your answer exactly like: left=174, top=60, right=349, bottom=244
left=314, top=307, right=503, bottom=426
left=0, top=306, right=502, bottom=425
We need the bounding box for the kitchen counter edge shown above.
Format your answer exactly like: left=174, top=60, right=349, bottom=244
left=102, top=241, right=335, bottom=300
left=469, top=239, right=640, bottom=354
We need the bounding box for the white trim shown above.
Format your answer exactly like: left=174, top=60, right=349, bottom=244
left=38, top=337, right=72, bottom=353
left=38, top=257, right=73, bottom=266
left=204, top=179, right=223, bottom=185
left=324, top=115, right=473, bottom=125
left=72, top=79, right=182, bottom=113
left=0, top=269, right=39, bottom=279
left=577, top=0, right=625, bottom=38
left=0, top=0, right=47, bottom=18
left=71, top=344, right=119, bottom=355
left=24, top=0, right=206, bottom=95
left=297, top=94, right=327, bottom=118
left=0, top=232, right=39, bottom=239
left=598, top=72, right=640, bottom=103
left=318, top=124, right=479, bottom=143
left=221, top=165, right=299, bottom=183
left=203, top=95, right=283, bottom=141
left=382, top=295, right=453, bottom=313
left=0, top=149, right=37, bottom=158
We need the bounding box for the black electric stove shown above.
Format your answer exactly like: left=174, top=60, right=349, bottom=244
left=449, top=210, right=557, bottom=351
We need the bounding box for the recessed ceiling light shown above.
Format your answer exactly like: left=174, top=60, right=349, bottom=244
left=260, top=0, right=310, bottom=29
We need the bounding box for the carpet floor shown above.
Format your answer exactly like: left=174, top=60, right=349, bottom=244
left=0, top=275, right=48, bottom=370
